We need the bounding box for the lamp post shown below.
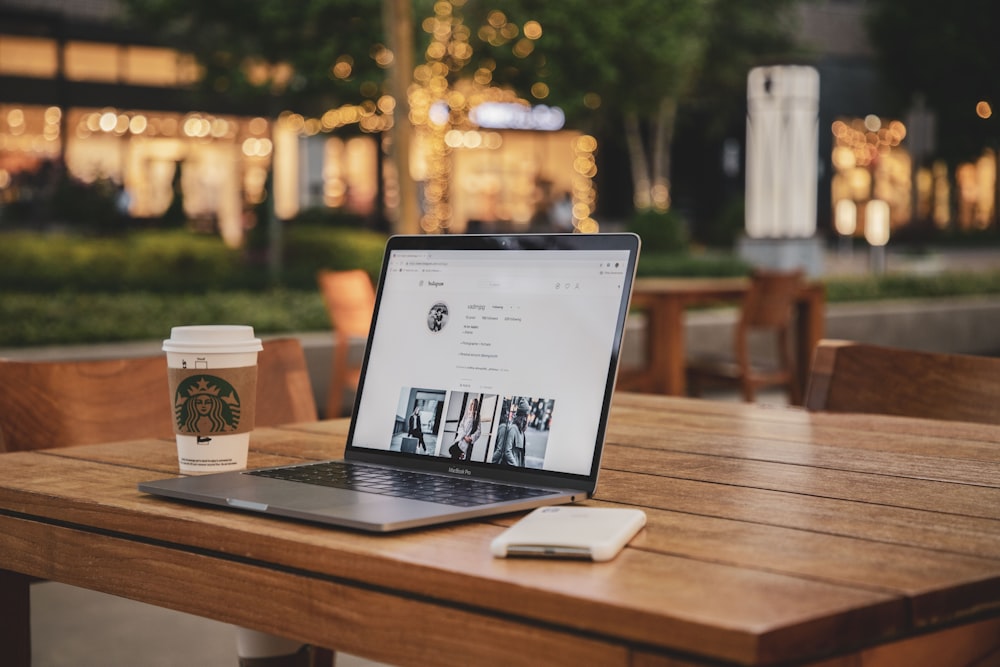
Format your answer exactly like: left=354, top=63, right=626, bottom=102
left=865, top=199, right=890, bottom=274
left=834, top=199, right=857, bottom=259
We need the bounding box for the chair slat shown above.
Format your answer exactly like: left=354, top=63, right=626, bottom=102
left=0, top=338, right=317, bottom=452
left=805, top=339, right=1000, bottom=425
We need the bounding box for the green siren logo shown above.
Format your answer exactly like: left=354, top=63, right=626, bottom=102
left=174, top=375, right=242, bottom=435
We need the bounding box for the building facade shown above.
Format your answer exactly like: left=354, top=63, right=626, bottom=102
left=2, top=0, right=993, bottom=242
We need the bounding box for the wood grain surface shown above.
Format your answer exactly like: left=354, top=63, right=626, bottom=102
left=1, top=393, right=998, bottom=666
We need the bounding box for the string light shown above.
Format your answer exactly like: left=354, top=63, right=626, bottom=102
left=274, top=0, right=599, bottom=233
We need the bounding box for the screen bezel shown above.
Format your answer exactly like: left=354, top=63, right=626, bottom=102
left=343, top=233, right=641, bottom=493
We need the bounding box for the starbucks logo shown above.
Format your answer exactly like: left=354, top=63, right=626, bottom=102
left=174, top=375, right=242, bottom=434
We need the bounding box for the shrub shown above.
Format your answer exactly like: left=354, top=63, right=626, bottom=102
left=0, top=226, right=389, bottom=293
left=51, top=175, right=123, bottom=233
left=703, top=195, right=747, bottom=247
left=637, top=252, right=750, bottom=277
left=626, top=209, right=690, bottom=253
left=0, top=230, right=243, bottom=292
left=823, top=270, right=1000, bottom=301
left=281, top=224, right=387, bottom=288
left=125, top=231, right=247, bottom=291
left=0, top=289, right=329, bottom=347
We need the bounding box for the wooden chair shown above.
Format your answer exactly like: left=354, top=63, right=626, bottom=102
left=805, top=339, right=1000, bottom=425
left=316, top=269, right=375, bottom=418
left=0, top=337, right=317, bottom=453
left=686, top=268, right=805, bottom=403
left=0, top=337, right=332, bottom=666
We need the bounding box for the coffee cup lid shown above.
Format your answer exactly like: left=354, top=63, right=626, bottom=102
left=162, top=325, right=263, bottom=354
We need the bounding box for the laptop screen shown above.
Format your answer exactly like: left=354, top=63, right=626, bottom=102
left=346, top=233, right=639, bottom=488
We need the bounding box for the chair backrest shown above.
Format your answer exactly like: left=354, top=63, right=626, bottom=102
left=0, top=337, right=317, bottom=453
left=255, top=337, right=320, bottom=426
left=805, top=339, right=1000, bottom=425
left=740, top=268, right=805, bottom=330
left=317, top=269, right=375, bottom=341
left=316, top=269, right=376, bottom=418
left=734, top=268, right=804, bottom=380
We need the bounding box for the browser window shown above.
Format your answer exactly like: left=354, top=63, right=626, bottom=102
left=351, top=248, right=631, bottom=476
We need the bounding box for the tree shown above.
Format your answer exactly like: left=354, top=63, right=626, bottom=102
left=120, top=0, right=389, bottom=114
left=450, top=0, right=801, bottom=214
left=867, top=0, right=1000, bottom=163
left=449, top=0, right=710, bottom=212
left=121, top=0, right=801, bottom=228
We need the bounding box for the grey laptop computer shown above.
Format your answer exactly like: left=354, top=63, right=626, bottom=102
left=140, top=233, right=640, bottom=532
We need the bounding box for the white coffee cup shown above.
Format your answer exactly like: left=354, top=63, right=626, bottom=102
left=163, top=325, right=263, bottom=474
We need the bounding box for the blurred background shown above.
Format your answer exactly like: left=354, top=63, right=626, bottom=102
left=1, top=0, right=998, bottom=348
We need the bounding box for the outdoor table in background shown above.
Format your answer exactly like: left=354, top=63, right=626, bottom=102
left=619, top=276, right=826, bottom=401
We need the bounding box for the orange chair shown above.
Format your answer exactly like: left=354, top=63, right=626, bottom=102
left=686, top=268, right=805, bottom=403
left=805, top=339, right=1000, bottom=425
left=316, top=269, right=375, bottom=418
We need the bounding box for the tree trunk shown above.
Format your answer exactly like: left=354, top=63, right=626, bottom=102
left=383, top=0, right=420, bottom=234
left=624, top=111, right=651, bottom=210
left=651, top=96, right=677, bottom=211
left=626, top=96, right=678, bottom=213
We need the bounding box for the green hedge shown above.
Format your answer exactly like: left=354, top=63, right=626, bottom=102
left=626, top=209, right=690, bottom=253
left=0, top=289, right=329, bottom=347
left=282, top=225, right=387, bottom=288
left=636, top=252, right=750, bottom=277
left=4, top=269, right=1000, bottom=348
left=0, top=226, right=388, bottom=346
left=0, top=226, right=388, bottom=293
left=0, top=231, right=241, bottom=292
left=824, top=270, right=1000, bottom=301
left=3, top=227, right=1000, bottom=348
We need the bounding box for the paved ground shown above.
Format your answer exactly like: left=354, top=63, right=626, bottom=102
left=32, top=581, right=389, bottom=666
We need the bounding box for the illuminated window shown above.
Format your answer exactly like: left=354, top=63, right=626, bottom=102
left=124, top=46, right=182, bottom=86
left=64, top=42, right=120, bottom=82
left=171, top=54, right=200, bottom=86
left=0, top=36, right=58, bottom=77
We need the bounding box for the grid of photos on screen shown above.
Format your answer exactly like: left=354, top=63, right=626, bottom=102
left=393, top=387, right=554, bottom=469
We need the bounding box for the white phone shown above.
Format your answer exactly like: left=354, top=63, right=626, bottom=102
left=490, top=506, right=646, bottom=561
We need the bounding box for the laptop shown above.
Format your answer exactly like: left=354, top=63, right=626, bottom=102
left=139, top=233, right=641, bottom=532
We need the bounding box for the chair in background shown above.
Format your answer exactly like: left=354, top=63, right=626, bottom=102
left=0, top=337, right=331, bottom=667
left=686, top=268, right=805, bottom=404
left=805, top=339, right=1000, bottom=425
left=0, top=337, right=317, bottom=452
left=316, top=269, right=375, bottom=418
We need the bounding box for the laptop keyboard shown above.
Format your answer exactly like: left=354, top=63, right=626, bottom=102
left=247, top=461, right=553, bottom=507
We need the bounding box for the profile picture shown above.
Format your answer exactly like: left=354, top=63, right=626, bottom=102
left=427, top=302, right=449, bottom=332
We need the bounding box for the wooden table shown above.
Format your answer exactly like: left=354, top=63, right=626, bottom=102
left=621, top=277, right=827, bottom=399
left=2, top=394, right=1000, bottom=667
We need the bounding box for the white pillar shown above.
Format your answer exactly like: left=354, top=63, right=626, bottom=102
left=745, top=65, right=819, bottom=239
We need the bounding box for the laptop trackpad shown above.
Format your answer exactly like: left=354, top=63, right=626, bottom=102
left=224, top=477, right=443, bottom=529
left=224, top=476, right=385, bottom=511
